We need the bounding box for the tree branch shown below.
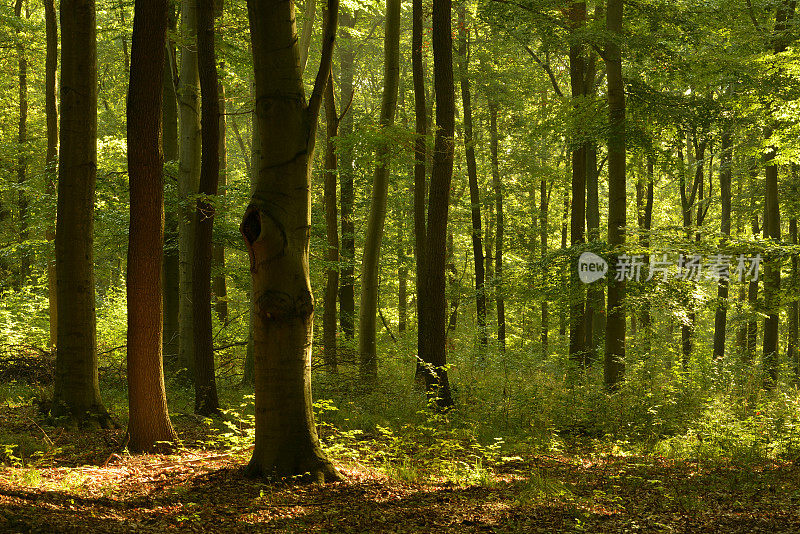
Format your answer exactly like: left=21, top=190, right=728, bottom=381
left=307, top=0, right=340, bottom=123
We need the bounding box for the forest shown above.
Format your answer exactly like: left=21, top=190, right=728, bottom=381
left=2, top=0, right=800, bottom=531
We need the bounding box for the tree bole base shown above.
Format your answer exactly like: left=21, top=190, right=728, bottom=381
left=49, top=407, right=117, bottom=430
left=244, top=456, right=342, bottom=484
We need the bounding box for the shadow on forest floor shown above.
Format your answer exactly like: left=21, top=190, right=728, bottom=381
left=3, top=436, right=800, bottom=533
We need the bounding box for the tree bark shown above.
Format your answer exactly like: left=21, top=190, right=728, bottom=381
left=457, top=5, right=487, bottom=352
left=489, top=100, right=506, bottom=352
left=712, top=132, right=732, bottom=361
left=177, top=0, right=201, bottom=379
left=603, top=0, right=626, bottom=390
left=763, top=144, right=780, bottom=388
left=358, top=0, right=402, bottom=382
left=192, top=0, right=221, bottom=415
left=126, top=0, right=178, bottom=452
left=338, top=9, right=356, bottom=341
left=14, top=0, right=30, bottom=287
left=242, top=0, right=340, bottom=481
left=44, top=0, right=58, bottom=349
left=540, top=178, right=549, bottom=355
left=53, top=0, right=111, bottom=426
left=213, top=81, right=229, bottom=325
left=789, top=215, right=799, bottom=378
left=418, top=0, right=455, bottom=408
left=323, top=77, right=339, bottom=372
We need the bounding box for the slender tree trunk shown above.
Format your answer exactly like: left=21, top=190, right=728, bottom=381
left=713, top=132, right=732, bottom=361
left=540, top=178, right=549, bottom=354
left=14, top=0, right=29, bottom=287
left=489, top=100, right=506, bottom=352
left=358, top=0, right=402, bottom=382
left=568, top=1, right=587, bottom=367
left=126, top=0, right=178, bottom=452
left=559, top=190, right=568, bottom=337
left=604, top=0, right=626, bottom=389
left=177, top=0, right=201, bottom=379
left=44, top=0, right=58, bottom=349
left=418, top=0, right=455, bottom=408
left=338, top=10, right=356, bottom=341
left=457, top=6, right=487, bottom=351
left=763, top=143, right=780, bottom=388
left=242, top=0, right=340, bottom=481
left=323, top=78, right=339, bottom=372
left=412, top=0, right=428, bottom=384
left=639, top=157, right=653, bottom=348
left=192, top=0, right=220, bottom=415
left=162, top=8, right=180, bottom=364
left=212, top=81, right=229, bottom=325
left=53, top=0, right=111, bottom=426
left=789, top=215, right=799, bottom=378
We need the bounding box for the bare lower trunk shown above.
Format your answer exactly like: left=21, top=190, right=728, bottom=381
left=14, top=0, right=30, bottom=287
left=489, top=101, right=506, bottom=353
left=212, top=82, right=228, bottom=325
left=243, top=0, right=340, bottom=481
left=763, top=145, right=780, bottom=388
left=53, top=0, right=111, bottom=426
left=44, top=0, right=58, bottom=349
left=126, top=0, right=178, bottom=452
left=712, top=132, right=732, bottom=360
left=323, top=78, right=339, bottom=372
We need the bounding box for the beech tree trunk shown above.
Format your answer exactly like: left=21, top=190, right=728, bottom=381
left=568, top=1, right=587, bottom=367
left=44, top=0, right=58, bottom=348
left=418, top=0, right=455, bottom=408
left=213, top=81, right=229, bottom=325
left=242, top=0, right=340, bottom=481
left=192, top=0, right=220, bottom=415
left=712, top=132, right=732, bottom=360
left=177, top=0, right=201, bottom=378
left=457, top=6, right=487, bottom=352
left=338, top=9, right=356, bottom=341
left=53, top=0, right=111, bottom=426
left=489, top=100, right=506, bottom=352
left=323, top=78, right=339, bottom=372
left=358, top=0, right=401, bottom=382
left=126, top=0, right=178, bottom=452
left=14, top=0, right=30, bottom=287
left=603, top=0, right=626, bottom=390
left=789, top=215, right=799, bottom=378
left=540, top=178, right=549, bottom=354
left=763, top=144, right=780, bottom=388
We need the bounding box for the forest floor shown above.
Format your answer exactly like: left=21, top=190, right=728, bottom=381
left=2, top=403, right=800, bottom=534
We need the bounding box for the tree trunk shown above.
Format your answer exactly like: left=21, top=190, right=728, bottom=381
left=126, top=0, right=178, bottom=452
left=44, top=0, right=58, bottom=349
left=712, top=132, right=732, bottom=361
left=789, top=215, right=799, bottom=378
left=323, top=77, right=339, bottom=372
left=242, top=0, right=340, bottom=481
left=568, top=1, right=587, bottom=368
left=540, top=177, right=549, bottom=354
left=14, top=0, right=30, bottom=287
left=418, top=0, right=455, bottom=408
left=489, top=100, right=506, bottom=352
left=162, top=7, right=180, bottom=364
left=639, top=157, right=653, bottom=350
left=763, top=144, right=780, bottom=388
left=559, top=190, right=568, bottom=337
left=338, top=9, right=356, bottom=341
left=603, top=0, right=626, bottom=390
left=357, top=0, right=402, bottom=382
left=457, top=6, right=487, bottom=351
left=53, top=0, right=111, bottom=426
left=177, top=0, right=201, bottom=379
left=213, top=81, right=229, bottom=325
left=412, top=0, right=428, bottom=383
left=192, top=0, right=220, bottom=415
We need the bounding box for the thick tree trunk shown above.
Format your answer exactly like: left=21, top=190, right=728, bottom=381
left=603, top=0, right=626, bottom=389
left=489, top=101, right=506, bottom=352
left=338, top=10, right=356, bottom=341
left=418, top=0, right=455, bottom=408
left=213, top=81, right=229, bottom=325
left=44, top=0, right=58, bottom=349
left=712, top=132, right=732, bottom=361
left=568, top=1, right=587, bottom=367
left=323, top=78, right=339, bottom=372
left=162, top=9, right=180, bottom=364
left=412, top=0, right=428, bottom=383
left=53, top=0, right=111, bottom=426
left=457, top=6, right=487, bottom=351
left=192, top=0, right=220, bottom=415
left=177, top=0, right=201, bottom=379
left=126, top=0, right=178, bottom=452
left=358, top=0, right=401, bottom=382
left=14, top=0, right=30, bottom=287
left=242, top=0, right=340, bottom=481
